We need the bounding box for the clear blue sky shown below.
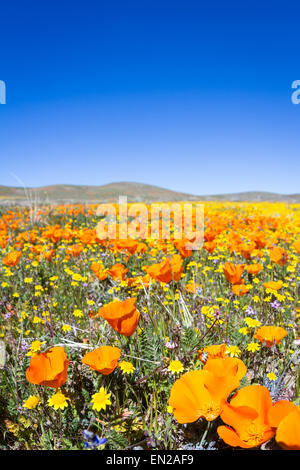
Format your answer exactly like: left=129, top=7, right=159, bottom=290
left=0, top=0, right=299, bottom=195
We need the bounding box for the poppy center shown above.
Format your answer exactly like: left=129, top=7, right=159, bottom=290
left=244, top=422, right=266, bottom=446
left=198, top=401, right=221, bottom=421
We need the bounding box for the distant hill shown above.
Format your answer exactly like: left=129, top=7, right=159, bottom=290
left=0, top=182, right=199, bottom=204
left=198, top=191, right=300, bottom=203
left=0, top=183, right=299, bottom=204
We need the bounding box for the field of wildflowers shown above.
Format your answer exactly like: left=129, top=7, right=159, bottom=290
left=0, top=201, right=299, bottom=450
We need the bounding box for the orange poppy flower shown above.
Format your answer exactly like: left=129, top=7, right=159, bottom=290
left=3, top=251, right=22, bottom=267
left=203, top=357, right=247, bottom=381
left=269, top=247, right=288, bottom=266
left=268, top=401, right=300, bottom=450
left=232, top=283, right=250, bottom=296
left=42, top=249, right=55, bottom=262
left=90, top=262, right=108, bottom=281
left=217, top=385, right=275, bottom=448
left=30, top=244, right=43, bottom=255
left=254, top=325, right=288, bottom=348
left=245, top=264, right=263, bottom=276
left=25, top=346, right=70, bottom=388
left=268, top=400, right=298, bottom=428
left=114, top=239, right=139, bottom=255
left=263, top=280, right=283, bottom=291
left=136, top=242, right=148, bottom=254
left=223, top=263, right=245, bottom=285
left=198, top=344, right=228, bottom=363
left=79, top=229, right=96, bottom=245
left=97, top=298, right=140, bottom=336
left=185, top=281, right=201, bottom=294
left=65, top=243, right=84, bottom=257
left=203, top=240, right=216, bottom=254
left=143, top=255, right=183, bottom=284
left=107, top=263, right=128, bottom=281
left=239, top=242, right=255, bottom=260
left=174, top=239, right=192, bottom=258
left=251, top=232, right=267, bottom=249
left=275, top=408, right=300, bottom=450
left=204, top=228, right=217, bottom=242
left=44, top=226, right=64, bottom=244
left=143, top=257, right=173, bottom=283
left=0, top=236, right=8, bottom=249
left=81, top=346, right=121, bottom=375
left=169, top=368, right=241, bottom=424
